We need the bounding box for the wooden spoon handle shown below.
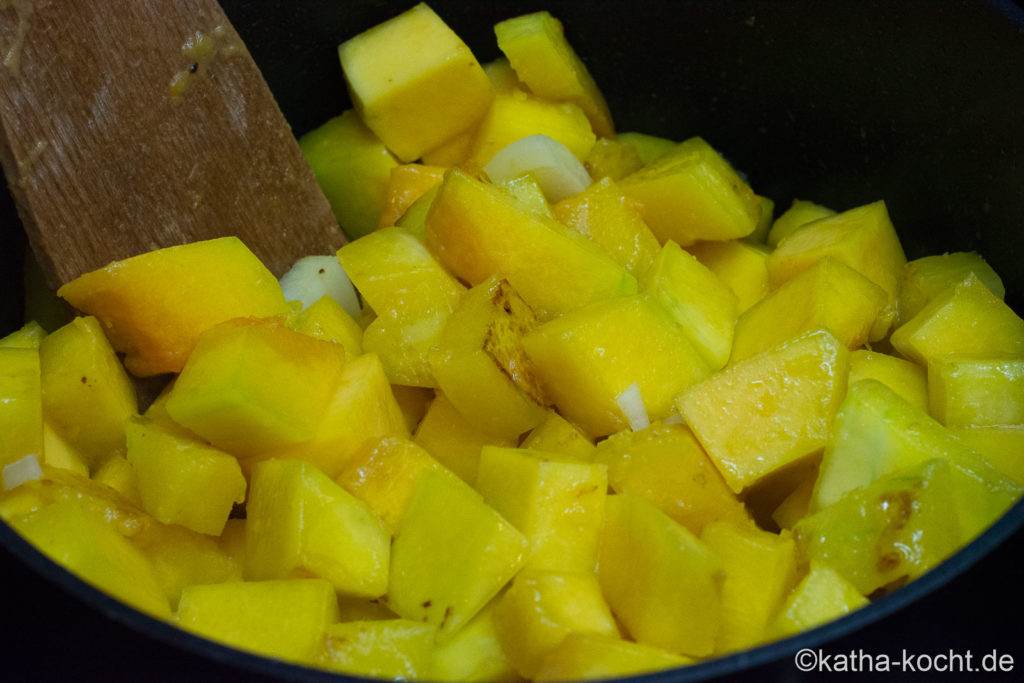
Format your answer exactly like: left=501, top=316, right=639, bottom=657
left=0, top=0, right=344, bottom=289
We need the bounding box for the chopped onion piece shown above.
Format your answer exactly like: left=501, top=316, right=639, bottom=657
left=484, top=134, right=591, bottom=203
left=280, top=255, right=361, bottom=319
left=3, top=453, right=42, bottom=491
left=616, top=382, right=650, bottom=432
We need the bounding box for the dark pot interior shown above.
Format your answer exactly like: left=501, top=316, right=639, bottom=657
left=2, top=1, right=1023, bottom=680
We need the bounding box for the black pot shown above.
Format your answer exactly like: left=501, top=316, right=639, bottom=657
left=2, top=1, right=1023, bottom=680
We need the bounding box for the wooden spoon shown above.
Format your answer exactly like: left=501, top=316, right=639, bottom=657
left=0, top=0, right=345, bottom=291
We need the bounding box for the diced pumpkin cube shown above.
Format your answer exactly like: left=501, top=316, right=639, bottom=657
left=40, top=316, right=137, bottom=468
left=336, top=436, right=461, bottom=531
left=641, top=240, right=738, bottom=369
left=425, top=169, right=636, bottom=320
left=320, top=619, right=437, bottom=679
left=521, top=411, right=596, bottom=461
left=928, top=356, right=1024, bottom=428
left=745, top=195, right=775, bottom=244
left=552, top=178, right=660, bottom=278
left=700, top=522, right=797, bottom=653
left=950, top=426, right=1024, bottom=485
left=125, top=418, right=245, bottom=536
left=0, top=347, right=42, bottom=469
left=390, top=384, right=432, bottom=433
left=258, top=352, right=408, bottom=478
left=165, top=317, right=346, bottom=457
left=598, top=493, right=723, bottom=657
left=429, top=278, right=548, bottom=441
left=245, top=458, right=391, bottom=598
left=176, top=578, right=340, bottom=664
left=494, top=11, right=614, bottom=138
left=338, top=3, right=493, bottom=162
left=413, top=391, right=516, bottom=484
left=525, top=295, right=710, bottom=437
left=483, top=57, right=525, bottom=92
left=9, top=500, right=170, bottom=618
left=289, top=295, right=363, bottom=359
left=898, top=251, right=1005, bottom=326
left=429, top=598, right=522, bottom=683
left=535, top=633, right=690, bottom=681
left=766, top=198, right=836, bottom=248
left=687, top=239, right=770, bottom=314
left=338, top=226, right=465, bottom=387
left=496, top=172, right=554, bottom=217
left=493, top=570, right=618, bottom=679
left=91, top=453, right=142, bottom=506
left=299, top=110, right=398, bottom=240
left=811, top=379, right=1022, bottom=539
left=387, top=470, right=529, bottom=641
left=584, top=138, right=644, bottom=181
left=477, top=446, right=607, bottom=573
left=730, top=257, right=887, bottom=363
left=57, top=237, right=290, bottom=376
left=765, top=200, right=906, bottom=340
left=679, top=329, right=849, bottom=493
left=616, top=131, right=676, bottom=166
left=771, top=561, right=868, bottom=638
left=848, top=349, right=929, bottom=414
left=595, top=423, right=752, bottom=535
left=619, top=137, right=761, bottom=246
left=378, top=163, right=447, bottom=229
left=468, top=89, right=596, bottom=170
left=890, top=274, right=1024, bottom=366
left=796, top=459, right=964, bottom=596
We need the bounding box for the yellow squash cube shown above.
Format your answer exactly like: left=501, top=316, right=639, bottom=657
left=928, top=356, right=1024, bottom=428
left=41, top=422, right=89, bottom=477
left=165, top=317, right=346, bottom=457
left=0, top=320, right=46, bottom=349
left=57, top=237, right=290, bottom=376
left=412, top=391, right=516, bottom=484
left=700, top=522, right=797, bottom=653
left=950, top=426, right=1024, bottom=485
left=320, top=619, right=437, bottom=679
left=898, top=251, right=1005, bottom=326
left=687, top=239, right=770, bottom=314
left=91, top=453, right=142, bottom=506
left=619, top=137, right=761, bottom=246
left=338, top=3, right=493, bottom=162
left=468, top=89, right=596, bottom=170
left=132, top=522, right=241, bottom=610
left=616, top=131, right=676, bottom=166
left=848, top=349, right=929, bottom=414
left=477, top=446, right=608, bottom=573
left=176, top=578, right=340, bottom=665
left=494, top=11, right=614, bottom=138
left=598, top=493, right=723, bottom=657
left=584, top=138, right=645, bottom=181
left=387, top=470, right=529, bottom=641
left=39, top=316, right=138, bottom=468
left=535, top=633, right=689, bottom=681
left=641, top=241, right=738, bottom=370
left=245, top=458, right=391, bottom=598
left=493, top=570, right=618, bottom=679
left=337, top=226, right=465, bottom=387
left=125, top=418, right=246, bottom=536
left=9, top=500, right=170, bottom=619
left=730, top=256, right=887, bottom=363
left=765, top=200, right=906, bottom=340
left=377, top=163, right=447, bottom=229
left=258, top=352, right=408, bottom=478
left=429, top=598, right=522, bottom=683
left=429, top=277, right=548, bottom=441
left=679, top=329, right=849, bottom=493
left=0, top=347, right=42, bottom=469
left=524, top=295, right=711, bottom=437
left=299, top=110, right=398, bottom=239
left=289, top=294, right=363, bottom=359
left=772, top=561, right=868, bottom=638
left=595, top=423, right=752, bottom=535
left=552, top=178, right=660, bottom=278
left=336, top=436, right=462, bottom=531
left=426, top=169, right=636, bottom=320
left=890, top=274, right=1024, bottom=366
